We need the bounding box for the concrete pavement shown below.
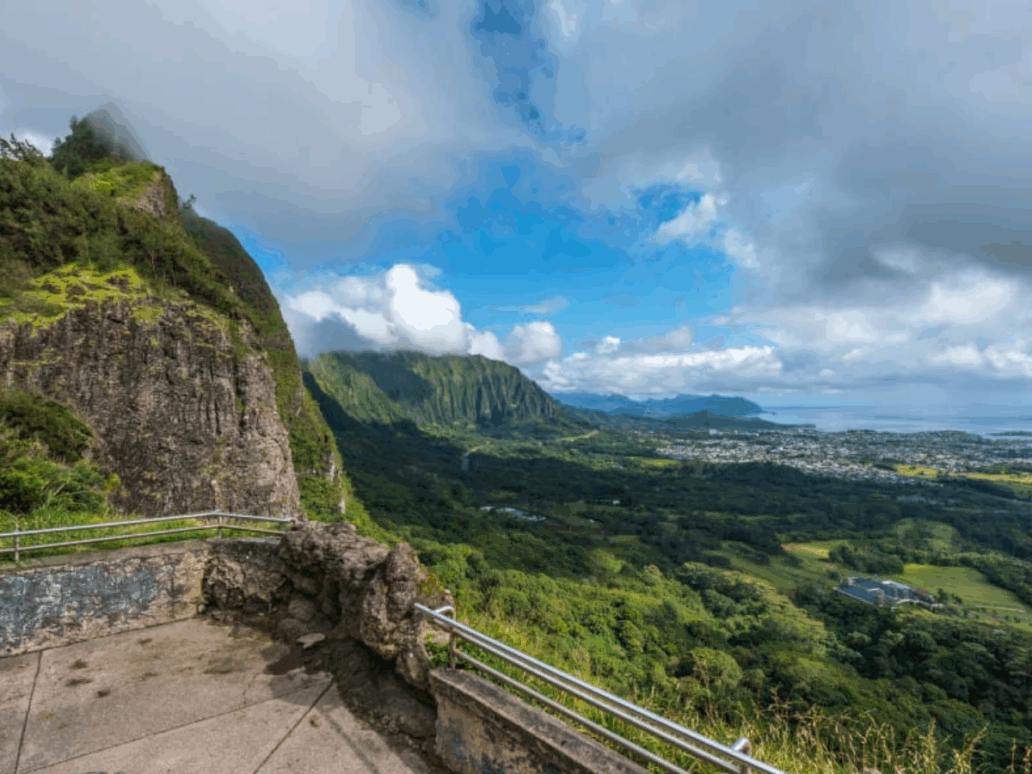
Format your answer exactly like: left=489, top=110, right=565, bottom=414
left=1, top=616, right=444, bottom=774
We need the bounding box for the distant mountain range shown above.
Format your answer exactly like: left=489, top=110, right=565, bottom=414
left=550, top=391, right=764, bottom=418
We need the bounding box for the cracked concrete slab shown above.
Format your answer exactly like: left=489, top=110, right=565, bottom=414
left=27, top=682, right=332, bottom=774
left=256, top=678, right=439, bottom=774
left=0, top=652, right=38, bottom=774
left=3, top=616, right=439, bottom=774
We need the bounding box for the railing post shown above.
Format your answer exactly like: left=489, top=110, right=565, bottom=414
left=13, top=525, right=19, bottom=563
left=449, top=631, right=457, bottom=669
left=216, top=510, right=223, bottom=539
left=732, top=737, right=752, bottom=774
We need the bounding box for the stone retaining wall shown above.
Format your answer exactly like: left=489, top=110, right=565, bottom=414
left=0, top=539, right=213, bottom=657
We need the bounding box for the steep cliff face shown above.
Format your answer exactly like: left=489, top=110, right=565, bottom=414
left=0, top=267, right=301, bottom=518
left=0, top=151, right=350, bottom=521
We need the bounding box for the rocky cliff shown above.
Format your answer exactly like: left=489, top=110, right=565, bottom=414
left=0, top=266, right=300, bottom=517
left=0, top=147, right=347, bottom=520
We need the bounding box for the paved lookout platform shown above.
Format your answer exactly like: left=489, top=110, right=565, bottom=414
left=1, top=616, right=444, bottom=774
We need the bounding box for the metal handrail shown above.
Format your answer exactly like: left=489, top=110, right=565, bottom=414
left=417, top=602, right=786, bottom=774
left=0, top=510, right=294, bottom=562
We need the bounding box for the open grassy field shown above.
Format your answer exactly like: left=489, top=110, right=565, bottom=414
left=887, top=464, right=1032, bottom=498
left=889, top=564, right=1028, bottom=611
left=891, top=519, right=962, bottom=552
left=635, top=457, right=681, bottom=468
left=717, top=551, right=832, bottom=591
left=963, top=471, right=1032, bottom=498
left=783, top=541, right=842, bottom=561
left=893, top=463, right=940, bottom=477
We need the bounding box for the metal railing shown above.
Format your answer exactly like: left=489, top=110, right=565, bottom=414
left=0, top=510, right=294, bottom=562
left=417, top=603, right=788, bottom=774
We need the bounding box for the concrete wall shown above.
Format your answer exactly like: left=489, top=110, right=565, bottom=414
left=0, top=540, right=216, bottom=657
left=431, top=668, right=649, bottom=774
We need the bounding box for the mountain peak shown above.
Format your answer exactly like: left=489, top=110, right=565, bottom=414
left=83, top=102, right=151, bottom=163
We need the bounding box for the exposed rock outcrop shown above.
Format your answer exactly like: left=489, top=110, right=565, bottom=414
left=203, top=521, right=453, bottom=693
left=0, top=268, right=302, bottom=519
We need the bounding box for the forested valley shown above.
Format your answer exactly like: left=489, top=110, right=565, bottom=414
left=303, top=351, right=1032, bottom=774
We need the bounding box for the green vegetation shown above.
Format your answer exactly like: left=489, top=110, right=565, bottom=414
left=0, top=118, right=351, bottom=522
left=305, top=350, right=1032, bottom=774
left=0, top=389, right=92, bottom=463
left=306, top=350, right=590, bottom=437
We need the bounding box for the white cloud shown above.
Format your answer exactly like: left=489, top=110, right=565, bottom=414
left=652, top=193, right=724, bottom=245
left=719, top=227, right=760, bottom=271
left=535, top=321, right=779, bottom=397
left=468, top=327, right=505, bottom=361
left=820, top=311, right=879, bottom=343
left=282, top=263, right=562, bottom=367
left=504, top=321, right=564, bottom=366
left=518, top=295, right=569, bottom=314
left=539, top=343, right=781, bottom=397
left=580, top=148, right=724, bottom=211
left=927, top=345, right=985, bottom=368
left=912, top=273, right=1014, bottom=325
left=11, top=128, right=56, bottom=154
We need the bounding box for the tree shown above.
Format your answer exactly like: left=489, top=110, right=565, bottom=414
left=0, top=134, right=47, bottom=167
left=49, top=116, right=113, bottom=179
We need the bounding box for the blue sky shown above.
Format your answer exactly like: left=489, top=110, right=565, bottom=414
left=3, top=0, right=1032, bottom=408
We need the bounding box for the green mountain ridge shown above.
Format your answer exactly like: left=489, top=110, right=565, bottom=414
left=306, top=350, right=590, bottom=436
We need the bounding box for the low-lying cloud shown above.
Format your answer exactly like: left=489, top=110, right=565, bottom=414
left=281, top=263, right=563, bottom=368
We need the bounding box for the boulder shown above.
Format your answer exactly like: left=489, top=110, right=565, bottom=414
left=276, top=521, right=453, bottom=691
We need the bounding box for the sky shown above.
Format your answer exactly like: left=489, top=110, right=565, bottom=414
left=3, top=0, right=1032, bottom=409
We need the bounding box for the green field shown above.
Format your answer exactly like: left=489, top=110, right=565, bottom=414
left=717, top=551, right=830, bottom=591
left=889, top=564, right=1028, bottom=612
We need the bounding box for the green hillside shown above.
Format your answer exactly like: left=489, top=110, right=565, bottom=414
left=303, top=348, right=1032, bottom=773
left=0, top=124, right=349, bottom=521
left=306, top=350, right=590, bottom=436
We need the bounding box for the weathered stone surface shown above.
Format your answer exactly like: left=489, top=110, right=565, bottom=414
left=275, top=521, right=452, bottom=691
left=277, top=616, right=308, bottom=642
left=0, top=290, right=301, bottom=519
left=203, top=539, right=290, bottom=613
left=287, top=594, right=317, bottom=623
left=0, top=541, right=210, bottom=657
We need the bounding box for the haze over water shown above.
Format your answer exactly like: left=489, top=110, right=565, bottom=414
left=759, top=405, right=1032, bottom=438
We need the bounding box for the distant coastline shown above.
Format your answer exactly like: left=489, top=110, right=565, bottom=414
left=755, top=404, right=1032, bottom=438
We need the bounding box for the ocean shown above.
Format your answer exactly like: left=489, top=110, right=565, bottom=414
left=755, top=404, right=1032, bottom=438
